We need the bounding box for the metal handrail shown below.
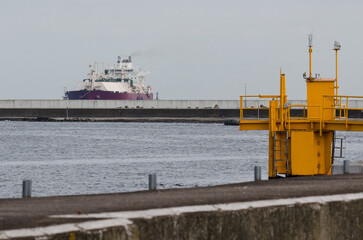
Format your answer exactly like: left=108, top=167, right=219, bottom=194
left=287, top=105, right=321, bottom=133
left=323, top=95, right=363, bottom=121
left=240, top=95, right=275, bottom=121
left=240, top=94, right=363, bottom=130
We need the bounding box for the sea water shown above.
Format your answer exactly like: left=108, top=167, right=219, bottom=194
left=0, top=121, right=361, bottom=198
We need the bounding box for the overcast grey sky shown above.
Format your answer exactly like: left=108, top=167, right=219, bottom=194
left=0, top=0, right=362, bottom=100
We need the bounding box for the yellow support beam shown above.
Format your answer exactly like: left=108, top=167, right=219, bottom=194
left=323, top=120, right=363, bottom=132
left=239, top=120, right=269, bottom=130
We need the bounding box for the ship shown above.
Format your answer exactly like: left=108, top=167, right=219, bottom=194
left=65, top=56, right=153, bottom=100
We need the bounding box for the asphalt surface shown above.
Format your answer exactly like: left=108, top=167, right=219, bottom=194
left=1, top=174, right=363, bottom=230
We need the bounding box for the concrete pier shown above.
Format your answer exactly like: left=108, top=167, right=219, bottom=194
left=0, top=175, right=363, bottom=239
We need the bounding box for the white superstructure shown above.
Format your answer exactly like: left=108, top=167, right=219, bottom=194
left=73, top=56, right=152, bottom=95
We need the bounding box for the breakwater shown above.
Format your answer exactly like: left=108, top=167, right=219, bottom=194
left=0, top=100, right=256, bottom=121
left=0, top=99, right=270, bottom=109
left=0, top=108, right=241, bottom=120
left=0, top=100, right=362, bottom=121
left=2, top=99, right=363, bottom=109
left=0, top=108, right=361, bottom=121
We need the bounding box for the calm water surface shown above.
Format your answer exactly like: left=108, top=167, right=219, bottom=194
left=0, top=121, right=361, bottom=198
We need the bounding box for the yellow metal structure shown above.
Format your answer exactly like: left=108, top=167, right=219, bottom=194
left=240, top=37, right=363, bottom=178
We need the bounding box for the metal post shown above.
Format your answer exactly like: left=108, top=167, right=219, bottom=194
left=22, top=180, right=32, bottom=198
left=149, top=173, right=157, bottom=190
left=343, top=160, right=350, bottom=174
left=244, top=84, right=247, bottom=108
left=254, top=166, right=261, bottom=181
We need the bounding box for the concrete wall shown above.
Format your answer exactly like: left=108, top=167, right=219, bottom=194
left=0, top=99, right=295, bottom=109
left=0, top=109, right=241, bottom=119
left=0, top=99, right=361, bottom=119
left=1, top=99, right=363, bottom=109
left=1, top=108, right=361, bottom=119
left=0, top=109, right=311, bottom=119
left=130, top=199, right=362, bottom=240
left=0, top=100, right=242, bottom=109
left=2, top=193, right=362, bottom=239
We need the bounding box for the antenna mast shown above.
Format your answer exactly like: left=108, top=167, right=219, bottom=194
left=333, top=41, right=341, bottom=98
left=303, top=34, right=315, bottom=81
left=308, top=34, right=314, bottom=80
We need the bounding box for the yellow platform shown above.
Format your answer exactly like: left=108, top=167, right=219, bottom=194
left=239, top=36, right=363, bottom=178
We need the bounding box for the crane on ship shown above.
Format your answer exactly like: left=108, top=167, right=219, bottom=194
left=239, top=35, right=363, bottom=178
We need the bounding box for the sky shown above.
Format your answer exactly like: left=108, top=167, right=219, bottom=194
left=0, top=0, right=362, bottom=100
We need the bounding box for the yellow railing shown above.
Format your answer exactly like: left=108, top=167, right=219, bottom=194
left=287, top=105, right=322, bottom=133
left=286, top=105, right=321, bottom=119
left=240, top=95, right=279, bottom=121
left=323, top=95, right=363, bottom=120
left=240, top=95, right=363, bottom=133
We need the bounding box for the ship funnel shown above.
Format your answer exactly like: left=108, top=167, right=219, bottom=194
left=128, top=56, right=132, bottom=62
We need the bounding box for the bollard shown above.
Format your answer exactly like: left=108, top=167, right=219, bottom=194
left=254, top=166, right=261, bottom=181
left=343, top=160, right=350, bottom=174
left=149, top=173, right=157, bottom=190
left=22, top=180, right=32, bottom=198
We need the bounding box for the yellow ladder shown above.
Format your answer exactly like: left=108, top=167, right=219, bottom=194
left=274, top=132, right=289, bottom=176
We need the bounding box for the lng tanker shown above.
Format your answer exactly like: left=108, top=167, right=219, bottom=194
left=65, top=56, right=153, bottom=100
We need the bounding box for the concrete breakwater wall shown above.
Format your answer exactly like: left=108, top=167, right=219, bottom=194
left=0, top=99, right=309, bottom=109
left=1, top=99, right=363, bottom=109
left=1, top=108, right=362, bottom=120
left=0, top=108, right=241, bottom=119
left=2, top=193, right=362, bottom=239
left=0, top=100, right=362, bottom=120
left=0, top=108, right=314, bottom=120
left=0, top=100, right=244, bottom=109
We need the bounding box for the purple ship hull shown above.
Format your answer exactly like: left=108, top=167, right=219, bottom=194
left=66, top=90, right=153, bottom=100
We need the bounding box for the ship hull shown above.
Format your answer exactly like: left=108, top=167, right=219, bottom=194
left=66, top=90, right=153, bottom=100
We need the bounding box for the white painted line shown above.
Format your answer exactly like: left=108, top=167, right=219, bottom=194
left=1, top=192, right=363, bottom=239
